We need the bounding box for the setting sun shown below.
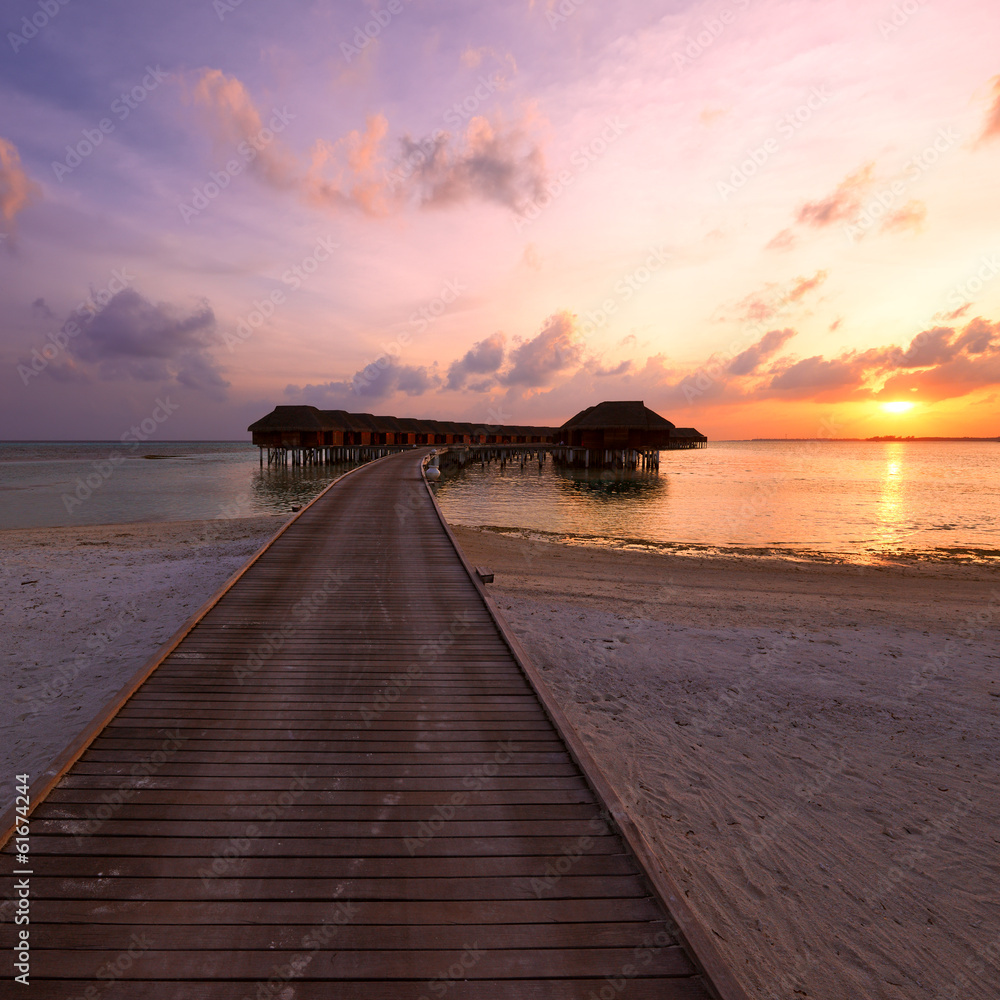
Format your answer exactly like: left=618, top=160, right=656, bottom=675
left=881, top=401, right=917, bottom=414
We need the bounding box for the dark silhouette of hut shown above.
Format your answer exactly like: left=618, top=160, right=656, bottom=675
left=560, top=401, right=675, bottom=450
left=247, top=405, right=339, bottom=449
left=669, top=427, right=708, bottom=449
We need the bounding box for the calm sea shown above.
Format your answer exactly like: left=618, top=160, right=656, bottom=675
left=0, top=440, right=997, bottom=563
left=433, top=440, right=1000, bottom=564
left=0, top=442, right=352, bottom=529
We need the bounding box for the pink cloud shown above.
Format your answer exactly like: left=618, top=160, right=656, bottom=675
left=0, top=137, right=40, bottom=231
left=765, top=228, right=796, bottom=252
left=795, top=163, right=874, bottom=228
left=979, top=75, right=1000, bottom=143
left=307, top=112, right=547, bottom=215
left=788, top=270, right=829, bottom=302
left=727, top=328, right=797, bottom=376
left=188, top=69, right=296, bottom=188
left=881, top=198, right=926, bottom=235
left=500, top=311, right=581, bottom=387
left=306, top=114, right=393, bottom=215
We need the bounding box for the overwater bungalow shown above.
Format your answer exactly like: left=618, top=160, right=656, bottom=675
left=247, top=401, right=705, bottom=467
left=560, top=400, right=707, bottom=450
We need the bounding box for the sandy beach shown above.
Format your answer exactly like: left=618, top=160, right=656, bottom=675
left=453, top=526, right=1000, bottom=1000
left=4, top=515, right=998, bottom=998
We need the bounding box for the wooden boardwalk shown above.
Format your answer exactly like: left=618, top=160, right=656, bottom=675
left=2, top=451, right=744, bottom=998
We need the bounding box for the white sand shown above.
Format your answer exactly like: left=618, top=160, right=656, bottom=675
left=453, top=526, right=1000, bottom=1000
left=1, top=515, right=287, bottom=789
left=4, top=515, right=999, bottom=998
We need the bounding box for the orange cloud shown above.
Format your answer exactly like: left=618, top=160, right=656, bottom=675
left=500, top=311, right=581, bottom=387
left=188, top=69, right=295, bottom=187
left=306, top=114, right=392, bottom=215
left=307, top=111, right=546, bottom=215
left=788, top=270, right=829, bottom=302
left=765, top=228, right=796, bottom=252
left=979, top=75, right=1000, bottom=143
left=0, top=137, right=40, bottom=231
left=882, top=198, right=926, bottom=234
left=796, top=163, right=874, bottom=228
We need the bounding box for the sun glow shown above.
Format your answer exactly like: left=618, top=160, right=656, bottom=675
left=881, top=401, right=916, bottom=414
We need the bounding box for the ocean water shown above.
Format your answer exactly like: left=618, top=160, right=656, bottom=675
left=432, top=440, right=1000, bottom=564
left=0, top=442, right=353, bottom=529
left=0, top=440, right=997, bottom=563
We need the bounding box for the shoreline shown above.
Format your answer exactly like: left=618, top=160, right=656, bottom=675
left=460, top=522, right=1000, bottom=569
left=4, top=515, right=998, bottom=998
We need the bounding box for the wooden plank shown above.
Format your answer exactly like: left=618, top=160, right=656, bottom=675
left=24, top=896, right=665, bottom=924
left=7, top=855, right=639, bottom=879
left=21, top=835, right=623, bottom=858
left=21, top=947, right=697, bottom=980
left=28, top=874, right=651, bottom=901
left=3, top=921, right=662, bottom=950
left=18, top=981, right=712, bottom=999
left=27, top=819, right=618, bottom=839
left=32, top=802, right=600, bottom=822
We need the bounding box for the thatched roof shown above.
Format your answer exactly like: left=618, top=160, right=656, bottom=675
left=247, top=405, right=333, bottom=433
left=560, top=401, right=675, bottom=432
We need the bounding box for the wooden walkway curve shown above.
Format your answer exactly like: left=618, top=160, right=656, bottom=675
left=2, top=450, right=746, bottom=999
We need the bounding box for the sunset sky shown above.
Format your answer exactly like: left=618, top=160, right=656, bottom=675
left=2, top=0, right=998, bottom=440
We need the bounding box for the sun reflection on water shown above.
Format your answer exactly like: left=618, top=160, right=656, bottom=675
left=875, top=444, right=908, bottom=545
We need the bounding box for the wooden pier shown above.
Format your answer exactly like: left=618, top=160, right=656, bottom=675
left=2, top=450, right=745, bottom=999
